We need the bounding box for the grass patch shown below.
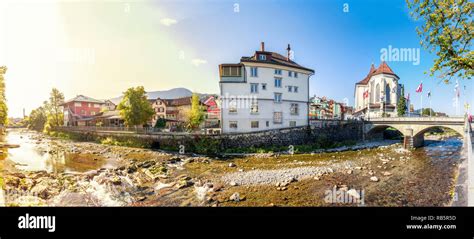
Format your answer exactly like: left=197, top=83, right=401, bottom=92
left=99, top=136, right=149, bottom=148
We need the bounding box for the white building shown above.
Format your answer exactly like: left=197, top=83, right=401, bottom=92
left=219, top=42, right=314, bottom=133
left=354, top=61, right=402, bottom=118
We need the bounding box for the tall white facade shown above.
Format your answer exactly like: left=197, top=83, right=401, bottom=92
left=219, top=42, right=314, bottom=133
left=354, top=62, right=402, bottom=118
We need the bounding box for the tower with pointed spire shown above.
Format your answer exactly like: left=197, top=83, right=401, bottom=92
left=353, top=61, right=403, bottom=118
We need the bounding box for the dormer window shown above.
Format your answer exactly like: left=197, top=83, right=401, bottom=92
left=258, top=54, right=267, bottom=61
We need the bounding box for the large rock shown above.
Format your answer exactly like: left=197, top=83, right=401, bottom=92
left=370, top=176, right=379, bottom=182
left=229, top=192, right=241, bottom=202
left=30, top=181, right=54, bottom=199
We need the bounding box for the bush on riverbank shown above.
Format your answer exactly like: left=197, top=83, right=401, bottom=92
left=99, top=137, right=150, bottom=148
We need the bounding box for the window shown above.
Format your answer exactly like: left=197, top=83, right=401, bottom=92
left=294, top=72, right=298, bottom=78
left=274, top=78, right=282, bottom=88
left=251, top=121, right=259, bottom=128
left=290, top=121, right=296, bottom=127
left=80, top=110, right=85, bottom=115
left=375, top=83, right=380, bottom=103
left=266, top=121, right=270, bottom=127
left=250, top=101, right=259, bottom=114
left=91, top=111, right=96, bottom=116
left=258, top=54, right=266, bottom=61
left=288, top=71, right=293, bottom=77
left=385, top=84, right=391, bottom=103
left=229, top=121, right=238, bottom=129
left=250, top=67, right=258, bottom=77
left=290, top=103, right=299, bottom=115
left=288, top=86, right=293, bottom=92
left=159, top=107, right=164, bottom=112
left=262, top=83, right=267, bottom=90
left=221, top=66, right=242, bottom=77
left=294, top=86, right=299, bottom=93
left=273, top=112, right=282, bottom=124
left=229, top=100, right=237, bottom=113
left=274, top=69, right=282, bottom=75
left=250, top=83, right=258, bottom=93
left=74, top=102, right=82, bottom=107
left=274, top=93, right=282, bottom=103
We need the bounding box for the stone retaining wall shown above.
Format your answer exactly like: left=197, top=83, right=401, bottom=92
left=54, top=121, right=363, bottom=152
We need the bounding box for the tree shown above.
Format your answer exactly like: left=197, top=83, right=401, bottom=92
left=42, top=89, right=65, bottom=133
left=185, top=93, right=205, bottom=131
left=27, top=106, right=47, bottom=131
left=0, top=66, right=8, bottom=126
left=406, top=0, right=473, bottom=83
left=422, top=108, right=435, bottom=116
left=117, top=86, right=154, bottom=127
left=154, top=117, right=166, bottom=128
left=47, top=88, right=65, bottom=127
left=397, top=85, right=407, bottom=116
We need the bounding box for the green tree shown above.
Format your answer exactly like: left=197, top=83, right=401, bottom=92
left=42, top=89, right=65, bottom=133
left=117, top=86, right=154, bottom=127
left=47, top=88, right=65, bottom=127
left=422, top=108, right=435, bottom=116
left=185, top=93, right=205, bottom=131
left=27, top=106, right=47, bottom=131
left=406, top=0, right=473, bottom=82
left=0, top=66, right=8, bottom=126
left=397, top=85, right=407, bottom=116
left=154, top=117, right=166, bottom=128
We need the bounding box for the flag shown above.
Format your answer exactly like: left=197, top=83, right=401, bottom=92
left=454, top=80, right=460, bottom=98
left=427, top=91, right=431, bottom=98
left=363, top=90, right=369, bottom=99
left=416, top=83, right=423, bottom=93
left=406, top=93, right=410, bottom=101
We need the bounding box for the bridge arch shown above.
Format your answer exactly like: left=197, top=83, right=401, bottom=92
left=412, top=125, right=464, bottom=139
left=365, top=124, right=406, bottom=140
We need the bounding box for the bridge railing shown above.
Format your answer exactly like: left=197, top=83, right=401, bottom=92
left=367, top=117, right=465, bottom=122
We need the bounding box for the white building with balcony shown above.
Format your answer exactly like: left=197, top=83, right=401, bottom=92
left=218, top=42, right=315, bottom=133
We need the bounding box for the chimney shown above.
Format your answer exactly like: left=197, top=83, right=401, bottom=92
left=260, top=42, right=265, bottom=52
left=286, top=44, right=291, bottom=61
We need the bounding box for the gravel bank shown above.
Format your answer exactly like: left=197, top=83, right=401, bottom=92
left=221, top=161, right=354, bottom=186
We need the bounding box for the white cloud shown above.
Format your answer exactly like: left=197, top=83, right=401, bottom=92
left=160, top=18, right=177, bottom=26
left=191, top=58, right=207, bottom=66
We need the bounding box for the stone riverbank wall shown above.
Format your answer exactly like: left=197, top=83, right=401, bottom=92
left=54, top=121, right=364, bottom=152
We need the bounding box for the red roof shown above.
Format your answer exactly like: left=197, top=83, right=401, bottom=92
left=356, top=64, right=376, bottom=85
left=373, top=61, right=397, bottom=76
left=356, top=62, right=399, bottom=85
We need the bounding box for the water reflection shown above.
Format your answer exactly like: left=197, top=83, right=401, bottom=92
left=1, top=129, right=111, bottom=173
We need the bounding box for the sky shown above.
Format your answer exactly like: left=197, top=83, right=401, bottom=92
left=0, top=0, right=472, bottom=117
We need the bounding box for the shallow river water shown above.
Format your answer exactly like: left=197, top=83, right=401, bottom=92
left=0, top=129, right=466, bottom=206
left=1, top=129, right=117, bottom=173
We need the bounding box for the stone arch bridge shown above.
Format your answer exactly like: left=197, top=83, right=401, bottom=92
left=364, top=117, right=468, bottom=148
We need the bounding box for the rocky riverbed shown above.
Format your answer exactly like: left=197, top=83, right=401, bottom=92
left=0, top=129, right=465, bottom=207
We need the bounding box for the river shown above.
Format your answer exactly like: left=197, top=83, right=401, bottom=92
left=0, top=128, right=465, bottom=206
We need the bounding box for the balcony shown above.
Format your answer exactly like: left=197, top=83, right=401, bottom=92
left=219, top=64, right=245, bottom=83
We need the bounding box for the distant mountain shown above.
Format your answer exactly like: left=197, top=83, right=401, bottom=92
left=109, top=87, right=194, bottom=105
